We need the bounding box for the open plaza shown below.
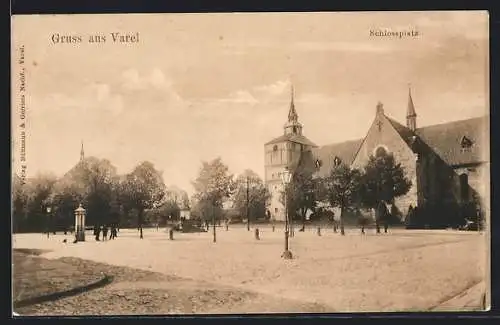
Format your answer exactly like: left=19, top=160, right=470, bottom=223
left=12, top=225, right=488, bottom=314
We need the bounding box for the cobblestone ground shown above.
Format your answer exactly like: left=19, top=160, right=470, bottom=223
left=13, top=249, right=330, bottom=315
left=12, top=226, right=489, bottom=314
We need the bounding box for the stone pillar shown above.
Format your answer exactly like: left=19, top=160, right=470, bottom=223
left=74, top=204, right=86, bottom=242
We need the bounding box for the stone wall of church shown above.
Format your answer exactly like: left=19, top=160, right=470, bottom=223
left=351, top=114, right=418, bottom=219
left=453, top=163, right=490, bottom=212
left=264, top=141, right=306, bottom=222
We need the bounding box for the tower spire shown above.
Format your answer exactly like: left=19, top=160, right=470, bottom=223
left=283, top=83, right=302, bottom=136
left=80, top=140, right=85, bottom=162
left=288, top=84, right=298, bottom=123
left=406, top=84, right=417, bottom=131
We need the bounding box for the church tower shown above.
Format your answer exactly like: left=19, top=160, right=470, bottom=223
left=263, top=85, right=317, bottom=221
left=406, top=86, right=417, bottom=131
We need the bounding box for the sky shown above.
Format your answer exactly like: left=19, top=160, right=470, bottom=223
left=11, top=11, right=489, bottom=195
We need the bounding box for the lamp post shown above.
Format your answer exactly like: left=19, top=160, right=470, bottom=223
left=281, top=167, right=293, bottom=259
left=212, top=202, right=216, bottom=243
left=246, top=175, right=250, bottom=231
left=46, top=206, right=52, bottom=238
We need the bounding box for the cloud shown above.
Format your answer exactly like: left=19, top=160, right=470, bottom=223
left=254, top=79, right=290, bottom=97
left=217, top=90, right=259, bottom=104
left=120, top=68, right=185, bottom=107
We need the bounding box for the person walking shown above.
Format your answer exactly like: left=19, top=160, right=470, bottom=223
left=95, top=225, right=101, bottom=241
left=102, top=225, right=109, bottom=241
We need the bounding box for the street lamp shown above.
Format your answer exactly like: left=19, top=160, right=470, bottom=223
left=281, top=166, right=293, bottom=259
left=46, top=206, right=52, bottom=238
left=246, top=175, right=251, bottom=231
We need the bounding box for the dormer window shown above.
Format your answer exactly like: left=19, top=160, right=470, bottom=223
left=333, top=156, right=342, bottom=167
left=460, top=136, right=473, bottom=152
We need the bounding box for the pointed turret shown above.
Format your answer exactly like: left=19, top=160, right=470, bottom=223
left=406, top=85, right=417, bottom=131
left=288, top=85, right=298, bottom=123
left=283, top=84, right=303, bottom=136
left=80, top=140, right=85, bottom=162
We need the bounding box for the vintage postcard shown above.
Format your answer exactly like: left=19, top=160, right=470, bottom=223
left=11, top=11, right=490, bottom=315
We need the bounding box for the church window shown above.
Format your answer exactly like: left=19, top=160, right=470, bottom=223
left=315, top=159, right=322, bottom=169
left=333, top=156, right=342, bottom=167
left=459, top=173, right=469, bottom=201
left=375, top=146, right=388, bottom=158
left=293, top=126, right=297, bottom=134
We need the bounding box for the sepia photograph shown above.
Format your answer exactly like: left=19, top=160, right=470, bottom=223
left=11, top=11, right=490, bottom=315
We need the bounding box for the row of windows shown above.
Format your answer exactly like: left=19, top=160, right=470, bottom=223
left=272, top=143, right=305, bottom=151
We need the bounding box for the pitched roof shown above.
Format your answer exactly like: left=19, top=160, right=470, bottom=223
left=265, top=133, right=318, bottom=147
left=415, top=116, right=489, bottom=166
left=311, top=138, right=363, bottom=177
left=385, top=116, right=417, bottom=150
left=294, top=149, right=318, bottom=175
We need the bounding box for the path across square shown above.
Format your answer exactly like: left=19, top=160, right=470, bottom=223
left=13, top=226, right=488, bottom=312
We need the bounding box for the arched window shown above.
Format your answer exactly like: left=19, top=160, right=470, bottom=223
left=273, top=145, right=278, bottom=151
left=460, top=173, right=469, bottom=201
left=375, top=146, right=388, bottom=158
left=293, top=126, right=297, bottom=134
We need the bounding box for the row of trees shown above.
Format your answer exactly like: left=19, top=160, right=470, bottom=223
left=12, top=157, right=188, bottom=237
left=281, top=152, right=412, bottom=235
left=189, top=158, right=271, bottom=224
left=12, top=156, right=272, bottom=236
left=12, top=150, right=412, bottom=237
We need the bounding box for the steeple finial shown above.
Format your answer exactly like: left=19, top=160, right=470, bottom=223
left=376, top=101, right=384, bottom=114
left=407, top=84, right=416, bottom=118
left=288, top=84, right=298, bottom=123
left=80, top=140, right=85, bottom=162
left=406, top=84, right=417, bottom=131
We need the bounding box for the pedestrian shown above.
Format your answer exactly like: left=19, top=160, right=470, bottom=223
left=95, top=225, right=101, bottom=241
left=110, top=224, right=117, bottom=240
left=103, top=225, right=108, bottom=241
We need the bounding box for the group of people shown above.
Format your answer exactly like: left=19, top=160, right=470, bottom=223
left=94, top=224, right=119, bottom=241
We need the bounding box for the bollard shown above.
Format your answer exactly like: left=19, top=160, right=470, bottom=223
left=317, top=227, right=321, bottom=236
left=225, top=223, right=228, bottom=231
left=169, top=228, right=174, bottom=240
left=255, top=228, right=260, bottom=240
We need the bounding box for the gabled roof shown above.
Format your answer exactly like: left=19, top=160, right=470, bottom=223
left=415, top=116, right=489, bottom=166
left=385, top=116, right=417, bottom=150
left=265, top=133, right=318, bottom=147
left=311, top=139, right=363, bottom=177
left=294, top=149, right=318, bottom=175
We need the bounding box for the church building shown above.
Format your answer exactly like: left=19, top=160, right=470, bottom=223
left=264, top=87, right=489, bottom=226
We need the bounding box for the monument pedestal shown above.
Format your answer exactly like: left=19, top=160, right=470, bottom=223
left=75, top=204, right=86, bottom=242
